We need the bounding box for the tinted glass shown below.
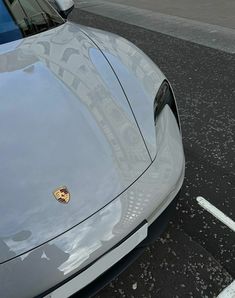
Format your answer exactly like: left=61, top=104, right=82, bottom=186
left=0, top=0, right=64, bottom=45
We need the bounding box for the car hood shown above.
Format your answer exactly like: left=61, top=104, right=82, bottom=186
left=0, top=23, right=150, bottom=263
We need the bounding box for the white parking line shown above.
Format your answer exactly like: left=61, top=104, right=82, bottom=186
left=196, top=196, right=235, bottom=232
left=217, top=280, right=235, bottom=298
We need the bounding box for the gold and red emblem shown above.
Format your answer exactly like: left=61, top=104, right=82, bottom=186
left=53, top=186, right=70, bottom=204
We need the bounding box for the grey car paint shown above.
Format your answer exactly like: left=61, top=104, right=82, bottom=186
left=1, top=104, right=184, bottom=298
left=0, top=21, right=184, bottom=297
left=80, top=25, right=164, bottom=160
left=0, top=22, right=151, bottom=263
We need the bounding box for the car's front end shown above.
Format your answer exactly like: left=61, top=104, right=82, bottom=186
left=0, top=2, right=184, bottom=297
left=1, top=91, right=184, bottom=296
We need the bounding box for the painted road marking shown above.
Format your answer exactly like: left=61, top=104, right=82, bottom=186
left=217, top=280, right=235, bottom=298
left=197, top=196, right=235, bottom=232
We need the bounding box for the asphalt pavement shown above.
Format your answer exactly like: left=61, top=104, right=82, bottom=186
left=76, top=0, right=235, bottom=30
left=69, top=5, right=235, bottom=298
left=75, top=0, right=235, bottom=53
left=81, top=0, right=235, bottom=29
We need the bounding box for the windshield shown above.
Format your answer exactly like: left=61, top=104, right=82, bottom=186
left=0, top=0, right=65, bottom=45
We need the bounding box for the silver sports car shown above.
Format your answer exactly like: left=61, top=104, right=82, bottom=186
left=0, top=0, right=185, bottom=297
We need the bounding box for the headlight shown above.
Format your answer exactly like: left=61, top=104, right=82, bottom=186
left=154, top=81, right=180, bottom=128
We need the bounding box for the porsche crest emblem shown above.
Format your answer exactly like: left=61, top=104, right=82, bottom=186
left=53, top=186, right=70, bottom=204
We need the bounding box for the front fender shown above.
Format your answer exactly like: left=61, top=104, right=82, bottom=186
left=79, top=25, right=166, bottom=160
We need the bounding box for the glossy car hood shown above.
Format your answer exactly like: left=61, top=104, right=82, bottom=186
left=0, top=23, right=150, bottom=263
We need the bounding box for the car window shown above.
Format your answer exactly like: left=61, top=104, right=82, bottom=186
left=0, top=0, right=64, bottom=45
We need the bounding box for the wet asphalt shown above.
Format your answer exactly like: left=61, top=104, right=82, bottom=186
left=69, top=9, right=235, bottom=298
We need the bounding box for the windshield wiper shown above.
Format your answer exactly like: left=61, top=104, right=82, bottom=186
left=19, top=12, right=62, bottom=36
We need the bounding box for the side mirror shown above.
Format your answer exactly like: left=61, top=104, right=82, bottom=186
left=54, top=0, right=74, bottom=18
